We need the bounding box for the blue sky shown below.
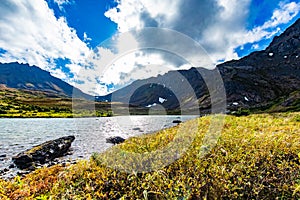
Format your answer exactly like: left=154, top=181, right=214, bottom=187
left=0, top=0, right=300, bottom=95
left=46, top=0, right=118, bottom=48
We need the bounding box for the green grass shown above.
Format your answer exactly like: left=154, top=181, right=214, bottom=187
left=0, top=88, right=114, bottom=118
left=0, top=112, right=299, bottom=199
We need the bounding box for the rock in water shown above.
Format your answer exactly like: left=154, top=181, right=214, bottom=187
left=172, top=120, right=182, bottom=124
left=12, top=136, right=75, bottom=169
left=106, top=136, right=125, bottom=145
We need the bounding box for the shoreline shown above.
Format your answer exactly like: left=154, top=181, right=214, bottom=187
left=0, top=115, right=198, bottom=180
left=0, top=112, right=300, bottom=198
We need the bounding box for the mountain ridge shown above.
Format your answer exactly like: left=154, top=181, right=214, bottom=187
left=96, top=18, right=300, bottom=114
left=1, top=18, right=299, bottom=114
left=0, top=62, right=92, bottom=99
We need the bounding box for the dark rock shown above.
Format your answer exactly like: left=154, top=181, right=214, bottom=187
left=0, top=169, right=8, bottom=174
left=27, top=166, right=35, bottom=171
left=9, top=164, right=15, bottom=169
left=12, top=136, right=75, bottom=169
left=0, top=154, right=6, bottom=158
left=172, top=120, right=182, bottom=124
left=106, top=136, right=125, bottom=145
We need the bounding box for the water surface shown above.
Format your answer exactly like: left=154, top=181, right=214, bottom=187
left=0, top=115, right=197, bottom=178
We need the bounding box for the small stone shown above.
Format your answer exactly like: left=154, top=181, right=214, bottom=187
left=9, top=164, right=15, bottom=169
left=106, top=136, right=125, bottom=145
left=0, top=154, right=6, bottom=158
left=172, top=120, right=182, bottom=124
left=27, top=166, right=35, bottom=171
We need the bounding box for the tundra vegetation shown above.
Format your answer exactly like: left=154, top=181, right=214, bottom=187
left=0, top=112, right=299, bottom=199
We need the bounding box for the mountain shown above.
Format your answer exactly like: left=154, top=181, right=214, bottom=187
left=96, top=18, right=300, bottom=114
left=0, top=62, right=92, bottom=99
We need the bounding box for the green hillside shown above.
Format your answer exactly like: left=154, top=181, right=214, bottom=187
left=0, top=87, right=113, bottom=118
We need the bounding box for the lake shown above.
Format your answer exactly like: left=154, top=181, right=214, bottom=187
left=0, top=115, right=198, bottom=178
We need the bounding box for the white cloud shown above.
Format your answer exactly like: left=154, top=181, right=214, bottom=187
left=53, top=0, right=73, bottom=10
left=104, top=0, right=249, bottom=63
left=0, top=0, right=91, bottom=80
left=92, top=0, right=300, bottom=95
left=105, top=0, right=300, bottom=64
left=73, top=46, right=175, bottom=95
left=261, top=1, right=300, bottom=29
left=1, top=0, right=300, bottom=96
left=252, top=44, right=260, bottom=50
left=50, top=68, right=68, bottom=80
left=105, top=0, right=180, bottom=33
left=199, top=1, right=300, bottom=62
left=83, top=32, right=92, bottom=42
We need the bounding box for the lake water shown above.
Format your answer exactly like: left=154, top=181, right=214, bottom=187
left=0, top=115, right=197, bottom=178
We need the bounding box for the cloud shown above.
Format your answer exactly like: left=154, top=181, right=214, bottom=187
left=105, top=0, right=300, bottom=63
left=104, top=0, right=180, bottom=33
left=104, top=0, right=249, bottom=63
left=83, top=32, right=92, bottom=42
left=53, top=0, right=73, bottom=10
left=73, top=46, right=176, bottom=95
left=261, top=1, right=300, bottom=29
left=87, top=0, right=299, bottom=95
left=0, top=0, right=91, bottom=79
left=1, top=0, right=299, bottom=96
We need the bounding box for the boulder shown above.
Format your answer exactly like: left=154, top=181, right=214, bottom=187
left=106, top=136, right=125, bottom=145
left=12, top=136, right=75, bottom=169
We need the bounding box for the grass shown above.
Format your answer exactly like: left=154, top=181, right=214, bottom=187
left=0, top=88, right=114, bottom=118
left=0, top=112, right=299, bottom=199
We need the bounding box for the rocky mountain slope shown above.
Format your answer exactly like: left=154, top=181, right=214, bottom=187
left=97, top=18, right=300, bottom=114
left=0, top=62, right=91, bottom=99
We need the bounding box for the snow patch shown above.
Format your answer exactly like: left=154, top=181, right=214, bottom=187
left=146, top=103, right=157, bottom=108
left=159, top=97, right=167, bottom=104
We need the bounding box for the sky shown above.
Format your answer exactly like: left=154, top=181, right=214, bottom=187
left=0, top=0, right=300, bottom=95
